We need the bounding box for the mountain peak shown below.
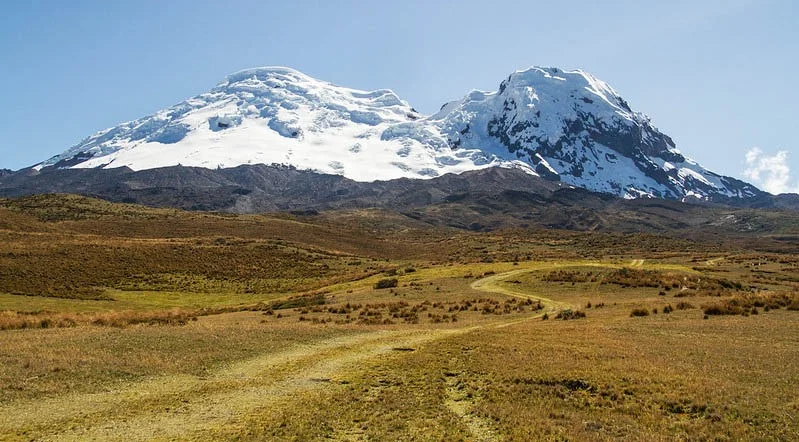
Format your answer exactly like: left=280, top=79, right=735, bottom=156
left=33, top=65, right=760, bottom=201
left=224, top=66, right=309, bottom=81
left=501, top=66, right=633, bottom=119
left=417, top=66, right=759, bottom=200
left=217, top=66, right=407, bottom=109
left=35, top=66, right=508, bottom=181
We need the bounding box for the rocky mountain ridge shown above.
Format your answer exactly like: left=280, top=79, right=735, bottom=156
left=29, top=66, right=761, bottom=201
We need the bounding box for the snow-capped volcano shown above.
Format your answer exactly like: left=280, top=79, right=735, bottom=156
left=36, top=66, right=759, bottom=200
left=392, top=67, right=758, bottom=200
left=37, top=67, right=523, bottom=181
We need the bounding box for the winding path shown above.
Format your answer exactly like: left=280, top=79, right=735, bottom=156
left=0, top=266, right=573, bottom=441
left=471, top=268, right=571, bottom=314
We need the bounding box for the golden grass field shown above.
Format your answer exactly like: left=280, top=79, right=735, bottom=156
left=0, top=195, right=797, bottom=441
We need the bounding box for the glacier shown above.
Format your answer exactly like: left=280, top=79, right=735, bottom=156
left=35, top=66, right=759, bottom=200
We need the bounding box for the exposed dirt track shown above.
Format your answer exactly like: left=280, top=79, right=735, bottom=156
left=471, top=268, right=571, bottom=315
left=630, top=259, right=645, bottom=267
left=0, top=266, right=572, bottom=441
left=1, top=329, right=476, bottom=441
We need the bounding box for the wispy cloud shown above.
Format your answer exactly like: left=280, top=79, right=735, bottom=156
left=743, top=148, right=799, bottom=195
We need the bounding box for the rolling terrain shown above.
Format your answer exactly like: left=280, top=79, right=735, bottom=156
left=0, top=195, right=797, bottom=440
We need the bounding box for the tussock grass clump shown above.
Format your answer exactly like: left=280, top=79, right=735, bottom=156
left=88, top=310, right=199, bottom=327
left=663, top=399, right=712, bottom=417
left=374, top=278, right=399, bottom=289
left=0, top=309, right=199, bottom=331
left=0, top=311, right=77, bottom=330
left=555, top=309, right=586, bottom=320
left=703, top=292, right=797, bottom=316
left=512, top=377, right=597, bottom=393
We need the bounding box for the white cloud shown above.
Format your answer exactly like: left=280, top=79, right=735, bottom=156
left=743, top=148, right=799, bottom=195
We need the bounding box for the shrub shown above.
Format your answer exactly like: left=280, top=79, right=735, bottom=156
left=555, top=309, right=586, bottom=320
left=374, top=278, right=399, bottom=289
left=0, top=309, right=198, bottom=330
left=702, top=291, right=795, bottom=316
left=630, top=308, right=650, bottom=317
left=703, top=305, right=729, bottom=316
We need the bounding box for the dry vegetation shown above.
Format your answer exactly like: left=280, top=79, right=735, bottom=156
left=0, top=309, right=199, bottom=330
left=0, top=195, right=797, bottom=441
left=543, top=267, right=744, bottom=295
left=273, top=297, right=543, bottom=326
left=702, top=291, right=799, bottom=316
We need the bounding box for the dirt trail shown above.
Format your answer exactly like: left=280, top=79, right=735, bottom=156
left=444, top=373, right=498, bottom=442
left=630, top=259, right=645, bottom=267
left=442, top=267, right=574, bottom=437
left=471, top=268, right=571, bottom=314
left=2, top=328, right=477, bottom=441
left=0, top=267, right=569, bottom=441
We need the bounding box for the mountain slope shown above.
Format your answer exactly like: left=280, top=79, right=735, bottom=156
left=0, top=164, right=563, bottom=213
left=392, top=67, right=759, bottom=200
left=33, top=66, right=760, bottom=201
left=3, top=169, right=798, bottom=250
left=36, top=67, right=526, bottom=181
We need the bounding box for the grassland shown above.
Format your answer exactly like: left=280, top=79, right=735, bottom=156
left=0, top=195, right=797, bottom=441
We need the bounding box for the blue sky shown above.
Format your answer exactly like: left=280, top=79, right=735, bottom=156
left=1, top=0, right=797, bottom=192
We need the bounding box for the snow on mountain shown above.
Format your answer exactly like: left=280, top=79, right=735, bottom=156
left=389, top=67, right=758, bottom=200
left=36, top=66, right=759, bottom=200
left=36, top=67, right=525, bottom=181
